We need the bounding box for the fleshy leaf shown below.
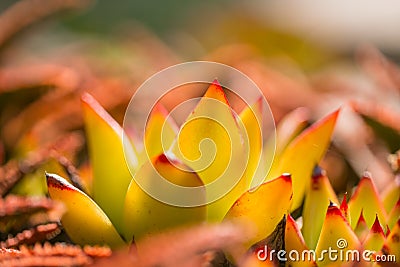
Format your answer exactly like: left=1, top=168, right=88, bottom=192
left=250, top=217, right=285, bottom=266
left=11, top=158, right=68, bottom=196
left=348, top=173, right=388, bottom=229
left=123, top=154, right=206, bottom=242
left=46, top=173, right=125, bottom=248
left=143, top=102, right=178, bottom=159
left=340, top=193, right=351, bottom=225
left=274, top=107, right=310, bottom=156
left=382, top=219, right=400, bottom=261
left=363, top=215, right=385, bottom=252
left=267, top=109, right=340, bottom=210
left=258, top=108, right=309, bottom=191
left=354, top=211, right=369, bottom=242
left=172, top=80, right=248, bottom=221
left=82, top=93, right=139, bottom=233
left=387, top=197, right=400, bottom=230
left=302, top=166, right=339, bottom=250
left=285, top=214, right=316, bottom=266
left=224, top=174, right=292, bottom=249
left=382, top=176, right=400, bottom=213
left=315, top=204, right=361, bottom=266
left=238, top=98, right=263, bottom=190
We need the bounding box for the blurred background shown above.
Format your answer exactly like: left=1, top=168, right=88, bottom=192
left=0, top=0, right=400, bottom=196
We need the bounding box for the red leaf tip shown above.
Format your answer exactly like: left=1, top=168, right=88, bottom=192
left=281, top=173, right=292, bottom=182
left=212, top=78, right=221, bottom=87
left=204, top=79, right=230, bottom=106
left=322, top=108, right=341, bottom=125
left=371, top=215, right=384, bottom=234
left=46, top=173, right=74, bottom=192
left=340, top=193, right=348, bottom=209
left=327, top=202, right=342, bottom=217
left=356, top=210, right=367, bottom=225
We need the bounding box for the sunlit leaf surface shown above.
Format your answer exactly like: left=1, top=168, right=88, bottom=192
left=267, top=110, right=339, bottom=210
left=123, top=154, right=206, bottom=241
left=302, top=166, right=339, bottom=250
left=348, top=173, right=388, bottom=229
left=224, top=174, right=292, bottom=249
left=315, top=204, right=360, bottom=266
left=144, top=102, right=178, bottom=159
left=172, top=81, right=248, bottom=222
left=46, top=173, right=124, bottom=248
left=285, top=214, right=316, bottom=267
left=82, top=93, right=139, bottom=233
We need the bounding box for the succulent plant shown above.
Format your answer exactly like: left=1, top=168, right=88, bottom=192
left=32, top=80, right=398, bottom=266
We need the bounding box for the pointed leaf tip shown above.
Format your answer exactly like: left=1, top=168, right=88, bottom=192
left=281, top=173, right=292, bottom=182
left=327, top=203, right=342, bottom=216
left=46, top=173, right=125, bottom=248
left=357, top=210, right=367, bottom=224
left=212, top=78, right=220, bottom=86
left=268, top=108, right=340, bottom=210
left=340, top=193, right=348, bottom=210
left=371, top=215, right=384, bottom=234
left=82, top=92, right=138, bottom=233
left=81, top=92, right=122, bottom=137
left=348, top=173, right=387, bottom=229
left=204, top=79, right=230, bottom=105
left=362, top=171, right=372, bottom=179
left=46, top=173, right=74, bottom=192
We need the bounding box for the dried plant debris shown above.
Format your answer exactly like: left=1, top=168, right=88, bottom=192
left=55, top=156, right=86, bottom=193
left=0, top=133, right=83, bottom=196
left=1, top=223, right=61, bottom=249
left=0, top=242, right=111, bottom=267
left=92, top=223, right=250, bottom=267
left=0, top=195, right=64, bottom=235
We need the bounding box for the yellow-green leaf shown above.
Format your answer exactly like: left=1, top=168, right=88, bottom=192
left=143, top=102, right=178, bottom=159
left=267, top=109, right=340, bottom=210
left=315, top=204, right=361, bottom=266
left=382, top=219, right=400, bottom=261
left=387, top=197, right=400, bottom=230
left=382, top=176, right=400, bottom=213
left=46, top=173, right=124, bottom=248
left=354, top=211, right=369, bottom=243
left=238, top=98, right=263, bottom=190
left=172, top=80, right=248, bottom=222
left=123, top=154, right=206, bottom=241
left=363, top=215, right=385, bottom=252
left=261, top=107, right=309, bottom=190
left=302, top=166, right=339, bottom=250
left=224, top=174, right=293, bottom=249
left=82, top=93, right=139, bottom=233
left=274, top=107, right=309, bottom=156
left=285, top=214, right=316, bottom=267
left=348, top=173, right=388, bottom=229
left=11, top=158, right=68, bottom=196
